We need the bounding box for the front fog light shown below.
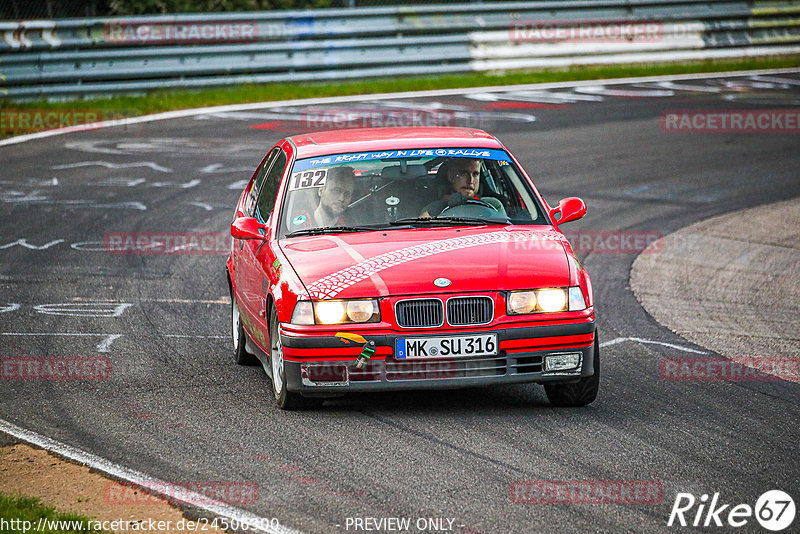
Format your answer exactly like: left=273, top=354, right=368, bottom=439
left=315, top=300, right=346, bottom=324
left=544, top=353, right=582, bottom=372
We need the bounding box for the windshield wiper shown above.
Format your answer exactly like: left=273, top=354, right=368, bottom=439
left=286, top=225, right=378, bottom=238
left=390, top=216, right=509, bottom=226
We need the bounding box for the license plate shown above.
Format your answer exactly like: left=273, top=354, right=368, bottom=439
left=395, top=334, right=497, bottom=359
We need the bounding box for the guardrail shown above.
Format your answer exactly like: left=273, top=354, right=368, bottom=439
left=1, top=0, right=799, bottom=99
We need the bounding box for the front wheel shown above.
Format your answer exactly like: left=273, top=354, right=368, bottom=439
left=269, top=309, right=321, bottom=410
left=544, top=335, right=600, bottom=407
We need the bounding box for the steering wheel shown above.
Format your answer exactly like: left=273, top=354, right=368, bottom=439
left=439, top=197, right=502, bottom=218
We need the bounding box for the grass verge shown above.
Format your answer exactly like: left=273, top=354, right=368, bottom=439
left=0, top=54, right=798, bottom=137
left=0, top=492, right=109, bottom=533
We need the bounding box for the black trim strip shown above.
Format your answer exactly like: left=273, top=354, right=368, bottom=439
left=502, top=321, right=595, bottom=341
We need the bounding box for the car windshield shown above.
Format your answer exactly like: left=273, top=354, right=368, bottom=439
left=278, top=147, right=548, bottom=238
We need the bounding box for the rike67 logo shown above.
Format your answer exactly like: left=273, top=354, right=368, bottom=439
left=668, top=490, right=795, bottom=531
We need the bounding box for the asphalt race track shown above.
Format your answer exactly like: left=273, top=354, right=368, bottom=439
left=1, top=70, right=799, bottom=533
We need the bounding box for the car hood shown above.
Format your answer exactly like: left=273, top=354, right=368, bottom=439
left=280, top=226, right=571, bottom=300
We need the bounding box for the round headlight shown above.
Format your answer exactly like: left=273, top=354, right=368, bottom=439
left=315, top=301, right=346, bottom=324
left=346, top=300, right=376, bottom=323
left=508, top=291, right=537, bottom=314
left=537, top=288, right=567, bottom=313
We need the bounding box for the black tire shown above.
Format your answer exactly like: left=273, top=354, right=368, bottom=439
left=268, top=309, right=322, bottom=410
left=231, top=290, right=258, bottom=365
left=544, top=335, right=600, bottom=407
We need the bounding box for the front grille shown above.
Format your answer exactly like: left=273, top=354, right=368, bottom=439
left=510, top=354, right=544, bottom=374
left=395, top=299, right=444, bottom=328
left=447, top=296, right=494, bottom=326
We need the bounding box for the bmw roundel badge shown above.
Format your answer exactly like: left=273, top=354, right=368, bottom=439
left=434, top=277, right=451, bottom=288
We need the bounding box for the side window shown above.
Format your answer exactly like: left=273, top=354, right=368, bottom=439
left=254, top=149, right=288, bottom=222
left=245, top=149, right=278, bottom=216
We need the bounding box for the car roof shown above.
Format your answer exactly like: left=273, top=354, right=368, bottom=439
left=287, top=127, right=505, bottom=159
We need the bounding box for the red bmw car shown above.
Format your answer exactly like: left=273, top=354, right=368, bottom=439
left=227, top=127, right=598, bottom=409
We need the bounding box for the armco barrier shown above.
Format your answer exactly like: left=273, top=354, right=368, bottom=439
left=1, top=0, right=799, bottom=99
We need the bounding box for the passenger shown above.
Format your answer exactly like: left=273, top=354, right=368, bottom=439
left=420, top=158, right=504, bottom=217
left=310, top=166, right=355, bottom=227
left=313, top=167, right=356, bottom=227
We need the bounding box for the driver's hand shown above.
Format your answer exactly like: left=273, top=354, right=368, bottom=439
left=446, top=192, right=468, bottom=208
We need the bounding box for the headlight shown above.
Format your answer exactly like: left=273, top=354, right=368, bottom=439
left=346, top=300, right=378, bottom=322
left=315, top=301, right=347, bottom=324
left=536, top=288, right=567, bottom=313
left=507, top=291, right=537, bottom=314
left=508, top=287, right=585, bottom=315
left=302, top=299, right=380, bottom=325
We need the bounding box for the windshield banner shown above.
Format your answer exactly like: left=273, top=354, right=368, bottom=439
left=293, top=148, right=511, bottom=172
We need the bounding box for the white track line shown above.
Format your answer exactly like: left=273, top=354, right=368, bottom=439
left=164, top=334, right=226, bottom=338
left=50, top=161, right=173, bottom=173
left=0, top=67, right=797, bottom=148
left=0, top=419, right=305, bottom=534
left=1, top=332, right=122, bottom=353
left=600, top=337, right=709, bottom=354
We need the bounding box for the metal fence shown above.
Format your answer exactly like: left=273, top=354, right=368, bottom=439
left=2, top=0, right=799, bottom=100
left=0, top=0, right=495, bottom=19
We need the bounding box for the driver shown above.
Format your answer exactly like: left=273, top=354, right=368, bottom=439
left=420, top=158, right=504, bottom=217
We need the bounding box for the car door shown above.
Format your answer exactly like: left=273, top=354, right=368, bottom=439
left=238, top=147, right=288, bottom=348
left=234, top=148, right=278, bottom=337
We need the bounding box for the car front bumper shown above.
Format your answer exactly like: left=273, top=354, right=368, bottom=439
left=279, top=321, right=597, bottom=395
